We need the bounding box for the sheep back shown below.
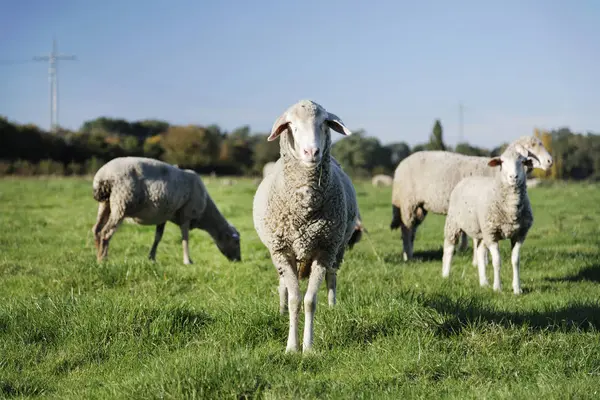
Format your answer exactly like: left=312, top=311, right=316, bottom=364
left=392, top=151, right=493, bottom=224
left=93, top=157, right=207, bottom=226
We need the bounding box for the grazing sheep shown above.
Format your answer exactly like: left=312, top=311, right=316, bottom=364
left=253, top=100, right=358, bottom=353
left=92, top=157, right=241, bottom=264
left=442, top=145, right=534, bottom=294
left=390, top=136, right=552, bottom=262
left=372, top=174, right=393, bottom=187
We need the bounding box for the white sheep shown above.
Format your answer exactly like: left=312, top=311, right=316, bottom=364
left=262, top=161, right=277, bottom=178
left=441, top=145, right=534, bottom=294
left=372, top=174, right=393, bottom=187
left=263, top=156, right=364, bottom=248
left=253, top=100, right=358, bottom=353
left=390, top=136, right=552, bottom=262
left=91, top=157, right=241, bottom=264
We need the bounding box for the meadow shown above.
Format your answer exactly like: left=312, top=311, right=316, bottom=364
left=1, top=177, right=599, bottom=399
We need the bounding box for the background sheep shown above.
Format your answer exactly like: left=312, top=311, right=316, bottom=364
left=253, top=100, right=358, bottom=353
left=442, top=145, right=534, bottom=294
left=372, top=174, right=393, bottom=187
left=390, top=136, right=552, bottom=262
left=92, top=157, right=241, bottom=264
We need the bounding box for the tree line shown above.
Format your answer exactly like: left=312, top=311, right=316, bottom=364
left=1, top=115, right=599, bottom=181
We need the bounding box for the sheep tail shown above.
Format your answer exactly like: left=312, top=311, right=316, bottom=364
left=93, top=179, right=112, bottom=202
left=390, top=205, right=402, bottom=230
left=347, top=217, right=366, bottom=250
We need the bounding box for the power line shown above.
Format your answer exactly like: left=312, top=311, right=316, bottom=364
left=0, top=59, right=35, bottom=65
left=33, top=37, right=76, bottom=132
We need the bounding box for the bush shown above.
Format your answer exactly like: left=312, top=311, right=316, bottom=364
left=12, top=160, right=36, bottom=176
left=37, top=159, right=65, bottom=176
left=0, top=160, right=12, bottom=176
left=85, top=157, right=103, bottom=175
left=67, top=161, right=84, bottom=176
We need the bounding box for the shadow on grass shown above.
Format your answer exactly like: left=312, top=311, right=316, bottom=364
left=421, top=292, right=600, bottom=336
left=545, top=264, right=600, bottom=284
left=382, top=248, right=444, bottom=264
left=412, top=248, right=444, bottom=262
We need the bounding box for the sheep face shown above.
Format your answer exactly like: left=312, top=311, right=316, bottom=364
left=516, top=136, right=553, bottom=171
left=215, top=225, right=241, bottom=262
left=268, top=100, right=352, bottom=167
left=488, top=145, right=533, bottom=186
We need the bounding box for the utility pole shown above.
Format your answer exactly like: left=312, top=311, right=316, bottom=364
left=33, top=38, right=76, bottom=132
left=458, top=102, right=464, bottom=143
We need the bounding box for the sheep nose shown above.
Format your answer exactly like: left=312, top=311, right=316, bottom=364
left=303, top=147, right=319, bottom=158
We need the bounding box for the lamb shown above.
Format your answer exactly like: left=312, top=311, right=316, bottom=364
left=91, top=157, right=241, bottom=264
left=253, top=100, right=358, bottom=353
left=442, top=145, right=534, bottom=294
left=390, top=136, right=552, bottom=262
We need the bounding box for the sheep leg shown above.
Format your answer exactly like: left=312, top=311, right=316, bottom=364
left=92, top=202, right=110, bottom=251
left=180, top=221, right=193, bottom=265
left=98, top=215, right=123, bottom=262
left=477, top=241, right=489, bottom=287
left=303, top=260, right=326, bottom=353
left=510, top=238, right=523, bottom=295
left=488, top=242, right=502, bottom=292
left=471, top=237, right=478, bottom=266
left=272, top=254, right=301, bottom=353
left=442, top=238, right=455, bottom=278
left=278, top=276, right=288, bottom=315
left=400, top=225, right=414, bottom=261
left=326, top=269, right=337, bottom=307
left=148, top=222, right=166, bottom=261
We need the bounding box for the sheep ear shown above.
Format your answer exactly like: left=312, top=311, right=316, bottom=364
left=326, top=112, right=352, bottom=136
left=268, top=113, right=289, bottom=142
left=488, top=157, right=503, bottom=167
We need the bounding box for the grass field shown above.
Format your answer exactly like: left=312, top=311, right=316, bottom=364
left=1, top=177, right=599, bottom=399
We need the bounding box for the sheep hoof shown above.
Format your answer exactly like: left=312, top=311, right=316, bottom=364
left=285, top=346, right=299, bottom=354
left=513, top=287, right=522, bottom=295
left=184, top=260, right=194, bottom=265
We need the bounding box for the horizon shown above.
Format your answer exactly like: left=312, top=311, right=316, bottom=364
left=1, top=0, right=598, bottom=148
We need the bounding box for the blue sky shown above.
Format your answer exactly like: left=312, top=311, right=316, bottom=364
left=1, top=0, right=598, bottom=147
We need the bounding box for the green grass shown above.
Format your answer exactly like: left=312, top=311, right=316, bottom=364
left=1, top=177, right=599, bottom=399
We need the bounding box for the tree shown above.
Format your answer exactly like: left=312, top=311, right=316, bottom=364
left=143, top=135, right=164, bottom=159
left=161, top=125, right=222, bottom=169
left=331, top=130, right=384, bottom=177
left=428, top=119, right=446, bottom=151
left=252, top=134, right=280, bottom=174
left=454, top=142, right=490, bottom=157
left=386, top=142, right=411, bottom=167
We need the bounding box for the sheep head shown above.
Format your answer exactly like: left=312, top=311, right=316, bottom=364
left=507, top=136, right=553, bottom=172
left=488, top=144, right=533, bottom=186
left=268, top=100, right=352, bottom=167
